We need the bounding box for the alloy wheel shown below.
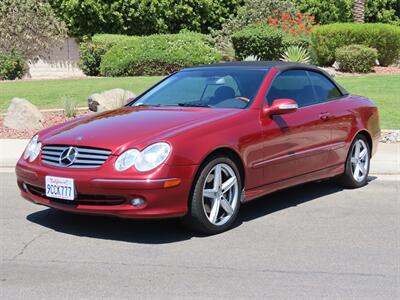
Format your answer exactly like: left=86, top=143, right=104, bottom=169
left=350, top=139, right=369, bottom=182
left=202, top=163, right=239, bottom=226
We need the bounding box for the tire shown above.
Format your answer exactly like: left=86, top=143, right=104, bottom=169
left=338, top=134, right=371, bottom=188
left=182, top=156, right=242, bottom=235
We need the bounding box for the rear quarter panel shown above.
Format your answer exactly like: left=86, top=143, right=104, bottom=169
left=327, top=95, right=380, bottom=166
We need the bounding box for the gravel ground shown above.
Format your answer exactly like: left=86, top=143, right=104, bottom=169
left=322, top=66, right=400, bottom=77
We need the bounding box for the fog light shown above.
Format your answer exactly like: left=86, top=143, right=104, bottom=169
left=22, top=183, right=28, bottom=192
left=131, top=198, right=145, bottom=207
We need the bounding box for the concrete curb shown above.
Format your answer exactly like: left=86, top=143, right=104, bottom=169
left=0, top=139, right=399, bottom=175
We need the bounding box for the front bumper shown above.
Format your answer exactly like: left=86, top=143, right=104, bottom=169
left=16, top=159, right=197, bottom=219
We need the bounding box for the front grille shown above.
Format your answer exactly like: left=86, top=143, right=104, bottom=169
left=26, top=184, right=126, bottom=206
left=41, top=145, right=112, bottom=168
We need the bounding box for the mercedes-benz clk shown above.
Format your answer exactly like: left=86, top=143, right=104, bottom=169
left=16, top=61, right=380, bottom=234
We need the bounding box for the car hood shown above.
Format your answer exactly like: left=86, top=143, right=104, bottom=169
left=41, top=106, right=241, bottom=154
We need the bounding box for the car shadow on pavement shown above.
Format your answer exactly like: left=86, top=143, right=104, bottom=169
left=26, top=177, right=377, bottom=244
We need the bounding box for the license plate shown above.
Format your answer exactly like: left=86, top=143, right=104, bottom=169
left=45, top=176, right=75, bottom=201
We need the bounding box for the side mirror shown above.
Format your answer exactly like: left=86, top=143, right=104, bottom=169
left=263, top=99, right=298, bottom=116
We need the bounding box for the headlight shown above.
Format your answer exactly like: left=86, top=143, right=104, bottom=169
left=114, top=149, right=140, bottom=171
left=114, top=142, right=171, bottom=172
left=23, top=135, right=42, bottom=162
left=135, top=142, right=171, bottom=172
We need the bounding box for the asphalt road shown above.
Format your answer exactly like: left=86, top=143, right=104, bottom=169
left=1, top=171, right=399, bottom=299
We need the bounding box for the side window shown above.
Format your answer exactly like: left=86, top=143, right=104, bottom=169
left=307, top=71, right=342, bottom=102
left=266, top=70, right=316, bottom=108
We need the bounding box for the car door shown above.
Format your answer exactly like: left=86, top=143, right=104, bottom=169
left=260, top=69, right=331, bottom=184
left=307, top=71, right=354, bottom=166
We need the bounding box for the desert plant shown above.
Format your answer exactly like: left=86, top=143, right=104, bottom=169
left=244, top=55, right=260, bottom=61
left=0, top=51, right=28, bottom=80
left=335, top=44, right=378, bottom=73
left=62, top=96, right=78, bottom=118
left=281, top=46, right=311, bottom=63
left=0, top=0, right=67, bottom=60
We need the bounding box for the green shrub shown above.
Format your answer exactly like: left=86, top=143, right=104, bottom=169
left=49, top=0, right=240, bottom=37
left=232, top=24, right=310, bottom=61
left=293, top=0, right=352, bottom=24
left=79, top=34, right=135, bottom=76
left=335, top=44, right=378, bottom=73
left=293, top=0, right=399, bottom=24
left=364, top=0, right=400, bottom=25
left=100, top=33, right=222, bottom=76
left=311, top=23, right=400, bottom=66
left=211, top=0, right=297, bottom=60
left=0, top=52, right=28, bottom=80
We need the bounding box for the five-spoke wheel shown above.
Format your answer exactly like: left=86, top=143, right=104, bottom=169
left=183, top=156, right=241, bottom=235
left=202, top=163, right=239, bottom=226
left=350, top=139, right=369, bottom=182
left=339, top=134, right=371, bottom=188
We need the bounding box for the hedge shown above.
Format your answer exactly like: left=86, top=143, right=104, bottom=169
left=79, top=34, right=136, bottom=76
left=336, top=44, right=378, bottom=73
left=0, top=51, right=28, bottom=80
left=311, top=23, right=400, bottom=66
left=293, top=0, right=400, bottom=25
left=232, top=24, right=310, bottom=61
left=49, top=0, right=240, bottom=37
left=99, top=32, right=222, bottom=76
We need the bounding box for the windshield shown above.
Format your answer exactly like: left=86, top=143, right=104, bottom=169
left=131, top=68, right=268, bottom=109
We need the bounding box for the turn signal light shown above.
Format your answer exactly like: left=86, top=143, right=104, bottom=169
left=163, top=178, right=181, bottom=188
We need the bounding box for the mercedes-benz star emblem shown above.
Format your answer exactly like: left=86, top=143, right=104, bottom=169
left=60, top=147, right=78, bottom=166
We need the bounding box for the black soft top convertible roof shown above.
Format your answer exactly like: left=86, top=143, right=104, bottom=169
left=186, top=61, right=349, bottom=95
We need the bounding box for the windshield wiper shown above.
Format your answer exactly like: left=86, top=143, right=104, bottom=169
left=159, top=103, right=211, bottom=108
left=133, top=103, right=161, bottom=107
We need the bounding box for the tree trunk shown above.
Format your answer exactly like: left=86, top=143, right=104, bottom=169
left=353, top=0, right=365, bottom=23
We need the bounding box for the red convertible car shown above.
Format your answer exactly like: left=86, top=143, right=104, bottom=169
left=16, top=61, right=380, bottom=234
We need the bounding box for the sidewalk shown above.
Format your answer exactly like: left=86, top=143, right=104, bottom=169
left=0, top=139, right=399, bottom=175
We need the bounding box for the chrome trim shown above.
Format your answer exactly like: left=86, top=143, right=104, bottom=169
left=251, top=142, right=342, bottom=169
left=41, top=145, right=111, bottom=168
left=278, top=103, right=298, bottom=110
left=92, top=178, right=179, bottom=183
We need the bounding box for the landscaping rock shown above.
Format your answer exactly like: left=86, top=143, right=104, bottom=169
left=380, top=131, right=400, bottom=143
left=3, top=98, right=44, bottom=130
left=88, top=88, right=136, bottom=112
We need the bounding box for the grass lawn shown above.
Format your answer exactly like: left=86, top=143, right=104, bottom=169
left=1, top=74, right=399, bottom=128
left=336, top=75, right=400, bottom=129
left=0, top=76, right=162, bottom=112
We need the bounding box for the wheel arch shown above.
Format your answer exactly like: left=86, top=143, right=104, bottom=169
left=353, top=129, right=373, bottom=154
left=192, top=147, right=246, bottom=191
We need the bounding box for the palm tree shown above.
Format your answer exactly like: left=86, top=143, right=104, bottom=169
left=353, top=0, right=365, bottom=23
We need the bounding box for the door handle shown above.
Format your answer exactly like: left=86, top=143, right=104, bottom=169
left=319, top=112, right=331, bottom=121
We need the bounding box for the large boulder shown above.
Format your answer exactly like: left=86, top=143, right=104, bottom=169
left=88, top=88, right=136, bottom=112
left=3, top=98, right=44, bottom=130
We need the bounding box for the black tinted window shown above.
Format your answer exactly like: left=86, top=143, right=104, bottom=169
left=266, top=70, right=317, bottom=108
left=308, top=71, right=342, bottom=102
